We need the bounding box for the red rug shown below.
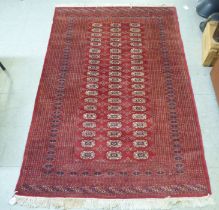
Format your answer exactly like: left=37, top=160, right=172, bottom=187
left=14, top=6, right=212, bottom=209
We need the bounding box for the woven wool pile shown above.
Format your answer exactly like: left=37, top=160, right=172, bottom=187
left=13, top=7, right=213, bottom=210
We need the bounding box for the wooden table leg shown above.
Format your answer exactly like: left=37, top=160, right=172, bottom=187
left=213, top=22, right=219, bottom=42
left=211, top=58, right=219, bottom=105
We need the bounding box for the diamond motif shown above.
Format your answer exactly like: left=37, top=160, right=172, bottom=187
left=131, top=48, right=142, bottom=54
left=86, top=84, right=99, bottom=89
left=131, top=54, right=143, bottom=59
left=90, top=37, right=101, bottom=42
left=133, top=131, right=147, bottom=137
left=110, top=55, right=121, bottom=60
left=132, top=114, right=147, bottom=120
left=110, top=42, right=121, bottom=47
left=109, top=77, right=122, bottom=83
left=84, top=105, right=97, bottom=111
left=132, top=98, right=146, bottom=103
left=109, top=84, right=122, bottom=89
left=107, top=140, right=122, bottom=148
left=90, top=42, right=101, bottom=46
left=89, top=48, right=101, bottom=53
left=132, top=84, right=145, bottom=89
left=85, top=90, right=98, bottom=96
left=92, top=28, right=103, bottom=32
left=89, top=60, right=100, bottom=64
left=108, top=98, right=121, bottom=103
left=133, top=122, right=147, bottom=128
left=111, top=23, right=121, bottom=27
left=110, top=49, right=121, bottom=54
left=110, top=28, right=121, bottom=32
left=133, top=151, right=149, bottom=160
left=108, top=91, right=122, bottom=96
left=110, top=60, right=121, bottom=65
left=111, top=38, right=121, bottom=42
left=109, top=71, right=122, bottom=77
left=81, top=140, right=95, bottom=147
left=131, top=60, right=143, bottom=65
left=82, top=130, right=96, bottom=137
left=80, top=151, right=95, bottom=159
left=131, top=78, right=144, bottom=83
left=89, top=54, right=100, bottom=59
left=108, top=113, right=122, bottom=120
left=107, top=122, right=122, bottom=128
left=130, top=42, right=142, bottom=47
left=108, top=105, right=122, bottom=111
left=84, top=98, right=98, bottom=103
left=109, top=66, right=122, bottom=70
left=130, top=37, right=142, bottom=42
left=91, top=33, right=102, bottom=37
left=88, top=65, right=100, bottom=70
left=131, top=66, right=144, bottom=70
left=107, top=131, right=122, bottom=137
left=132, top=106, right=146, bottom=112
left=83, top=113, right=97, bottom=120
left=106, top=151, right=122, bottom=160
left=130, top=33, right=141, bottom=37
left=130, top=28, right=141, bottom=32
left=130, top=23, right=141, bottom=27
left=87, top=71, right=99, bottom=76
left=133, top=140, right=148, bottom=148
left=83, top=121, right=96, bottom=128
left=131, top=72, right=144, bottom=76
left=132, top=91, right=145, bottom=96
left=87, top=77, right=99, bottom=82
left=92, top=23, right=103, bottom=27
left=111, top=33, right=121, bottom=37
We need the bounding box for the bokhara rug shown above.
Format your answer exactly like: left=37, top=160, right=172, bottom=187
left=13, top=7, right=213, bottom=210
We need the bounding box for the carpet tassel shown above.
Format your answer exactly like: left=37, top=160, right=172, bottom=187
left=10, top=194, right=214, bottom=210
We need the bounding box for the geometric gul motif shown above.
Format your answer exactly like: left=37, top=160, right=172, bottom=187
left=80, top=22, right=151, bottom=161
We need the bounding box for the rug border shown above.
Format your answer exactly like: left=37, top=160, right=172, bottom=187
left=172, top=8, right=212, bottom=195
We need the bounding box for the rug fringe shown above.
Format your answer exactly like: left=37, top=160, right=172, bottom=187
left=10, top=194, right=214, bottom=210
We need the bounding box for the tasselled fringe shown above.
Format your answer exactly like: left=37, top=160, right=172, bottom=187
left=10, top=194, right=214, bottom=210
